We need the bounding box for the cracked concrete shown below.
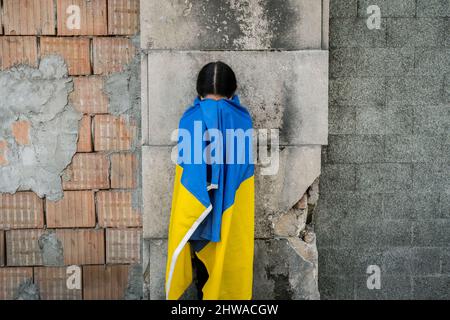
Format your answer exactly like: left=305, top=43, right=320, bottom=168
left=15, top=279, right=40, bottom=300
left=38, top=231, right=64, bottom=266
left=0, top=55, right=81, bottom=201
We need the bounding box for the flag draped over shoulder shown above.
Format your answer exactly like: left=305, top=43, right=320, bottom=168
left=165, top=95, right=255, bottom=300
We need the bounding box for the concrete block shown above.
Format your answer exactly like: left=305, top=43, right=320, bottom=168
left=253, top=238, right=320, bottom=300
left=352, top=220, right=413, bottom=247
left=355, top=275, right=412, bottom=300
left=413, top=105, right=450, bottom=135
left=325, top=135, right=384, bottom=164
left=330, top=18, right=387, bottom=48
left=442, top=248, right=450, bottom=274
left=387, top=18, right=447, bottom=47
left=355, top=105, right=413, bottom=135
left=413, top=276, right=450, bottom=299
left=410, top=248, right=442, bottom=275
left=141, top=0, right=323, bottom=50
left=330, top=48, right=414, bottom=78
left=356, top=163, right=413, bottom=193
left=440, top=192, right=450, bottom=218
left=330, top=77, right=385, bottom=107
left=319, top=276, right=354, bottom=300
left=320, top=164, right=356, bottom=192
left=322, top=0, right=330, bottom=49
left=414, top=48, right=450, bottom=75
left=142, top=145, right=321, bottom=239
left=417, top=0, right=450, bottom=17
left=412, top=220, right=450, bottom=246
left=384, top=135, right=443, bottom=163
left=330, top=0, right=357, bottom=17
left=144, top=50, right=328, bottom=146
left=358, top=0, right=416, bottom=17
left=328, top=105, right=356, bottom=134
left=412, top=163, right=446, bottom=192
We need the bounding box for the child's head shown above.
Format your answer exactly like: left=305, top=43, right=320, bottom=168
left=196, top=61, right=237, bottom=99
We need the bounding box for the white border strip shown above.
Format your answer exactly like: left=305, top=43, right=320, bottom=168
left=207, top=184, right=218, bottom=191
left=166, top=204, right=213, bottom=300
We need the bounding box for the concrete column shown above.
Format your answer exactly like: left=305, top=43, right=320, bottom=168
left=141, top=0, right=329, bottom=300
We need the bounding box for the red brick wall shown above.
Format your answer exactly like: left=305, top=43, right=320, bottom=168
left=0, top=0, right=141, bottom=300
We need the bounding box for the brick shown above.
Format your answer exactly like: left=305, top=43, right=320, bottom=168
left=329, top=77, right=386, bottom=107
left=63, top=153, right=110, bottom=190
left=93, top=37, right=136, bottom=75
left=83, top=265, right=130, bottom=300
left=55, top=229, right=105, bottom=265
left=387, top=18, right=447, bottom=47
left=34, top=267, right=82, bottom=300
left=46, top=191, right=95, bottom=228
left=110, top=153, right=137, bottom=189
left=108, top=0, right=140, bottom=35
left=0, top=36, right=38, bottom=69
left=97, top=191, right=142, bottom=227
left=2, top=0, right=55, bottom=35
left=358, top=0, right=416, bottom=17
left=94, top=115, right=136, bottom=151
left=356, top=163, right=412, bottom=193
left=0, top=192, right=44, bottom=229
left=417, top=0, right=450, bottom=17
left=56, top=0, right=107, bottom=35
left=40, top=37, right=91, bottom=75
left=330, top=18, right=387, bottom=48
left=0, top=140, right=8, bottom=166
left=77, top=115, right=92, bottom=152
left=0, top=268, right=33, bottom=300
left=11, top=120, right=31, bottom=145
left=70, top=76, right=109, bottom=114
left=0, top=231, right=4, bottom=266
left=6, top=229, right=44, bottom=266
left=106, top=228, right=141, bottom=264
left=355, top=105, right=413, bottom=135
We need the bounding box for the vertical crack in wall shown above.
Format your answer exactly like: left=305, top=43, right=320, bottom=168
left=0, top=55, right=81, bottom=201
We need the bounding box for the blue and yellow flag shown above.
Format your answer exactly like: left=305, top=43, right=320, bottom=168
left=165, top=95, right=255, bottom=300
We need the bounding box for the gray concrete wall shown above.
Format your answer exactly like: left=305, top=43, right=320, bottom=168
left=141, top=0, right=330, bottom=299
left=316, top=0, right=450, bottom=299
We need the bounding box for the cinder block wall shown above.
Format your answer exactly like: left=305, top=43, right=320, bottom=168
left=0, top=0, right=142, bottom=300
left=141, top=0, right=330, bottom=300
left=317, top=0, right=450, bottom=299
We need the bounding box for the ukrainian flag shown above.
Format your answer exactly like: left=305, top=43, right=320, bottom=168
left=165, top=95, right=255, bottom=300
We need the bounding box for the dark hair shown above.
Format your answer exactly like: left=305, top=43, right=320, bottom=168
left=196, top=61, right=237, bottom=98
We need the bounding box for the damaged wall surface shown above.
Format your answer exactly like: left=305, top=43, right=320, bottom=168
left=141, top=0, right=329, bottom=300
left=316, top=0, right=450, bottom=300
left=0, top=0, right=142, bottom=300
